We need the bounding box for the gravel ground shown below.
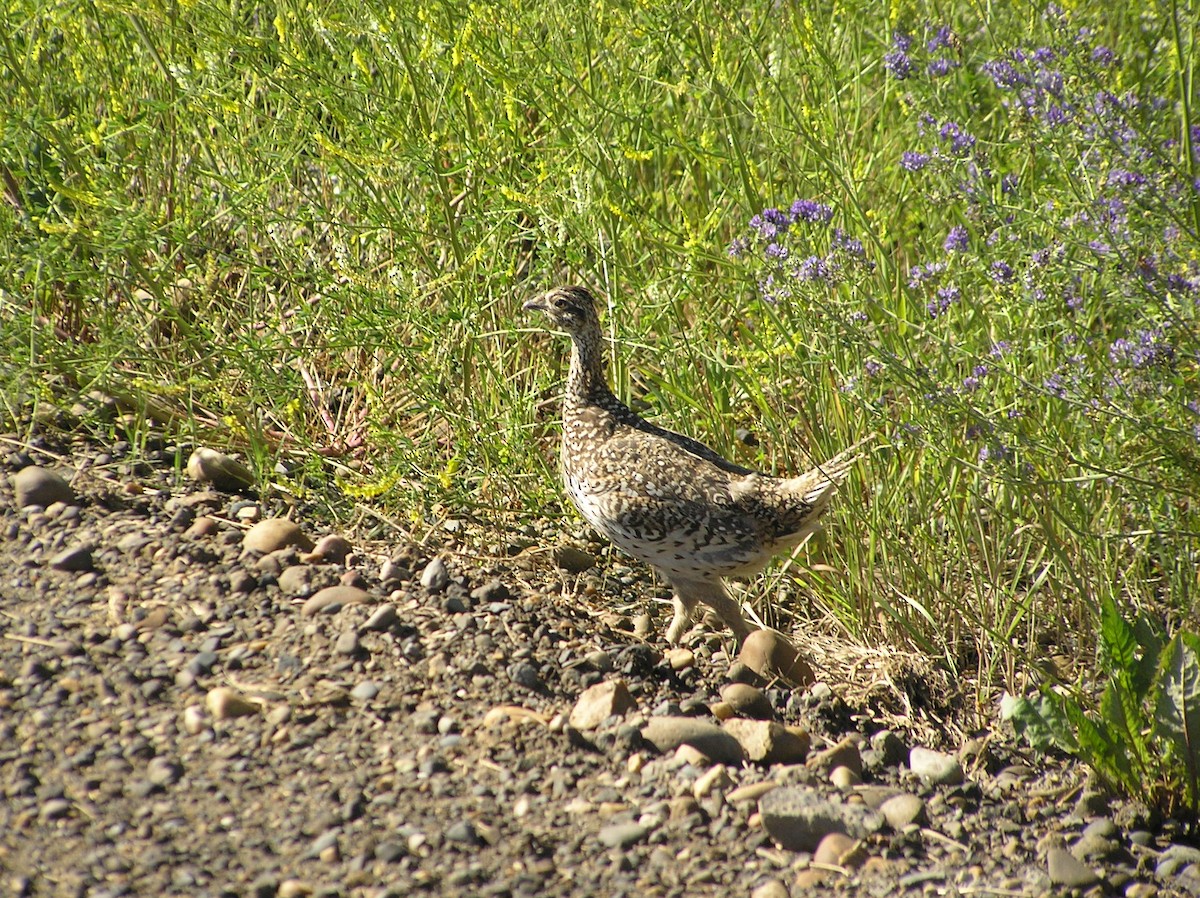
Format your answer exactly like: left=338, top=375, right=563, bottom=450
left=2, top=418, right=1198, bottom=898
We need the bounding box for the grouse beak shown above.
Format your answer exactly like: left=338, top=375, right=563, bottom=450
left=522, top=294, right=549, bottom=313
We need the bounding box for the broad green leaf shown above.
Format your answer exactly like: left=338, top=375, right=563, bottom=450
left=1001, top=691, right=1076, bottom=753
left=1099, top=593, right=1138, bottom=689
left=1132, top=612, right=1167, bottom=699
left=1154, top=633, right=1200, bottom=808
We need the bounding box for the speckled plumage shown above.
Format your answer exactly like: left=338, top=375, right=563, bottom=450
left=525, top=285, right=861, bottom=644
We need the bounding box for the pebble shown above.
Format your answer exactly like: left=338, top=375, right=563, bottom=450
left=278, top=879, right=312, bottom=898
left=40, top=798, right=71, bottom=821
left=552, top=545, right=596, bottom=573
left=738, top=630, right=814, bottom=686
left=750, top=881, right=789, bottom=898
left=909, top=746, right=964, bottom=786
left=362, top=604, right=398, bottom=631
left=1157, top=844, right=1200, bottom=877
left=334, top=629, right=359, bottom=655
left=206, top=686, right=259, bottom=719
left=507, top=661, right=543, bottom=691
left=1125, top=885, right=1157, bottom=898
left=829, top=765, right=861, bottom=789
left=757, top=787, right=884, bottom=852
left=49, top=545, right=93, bottom=572
left=277, top=566, right=317, bottom=596
left=186, top=448, right=254, bottom=491
left=880, top=793, right=927, bottom=829
left=420, top=556, right=450, bottom=591
left=641, top=716, right=745, bottom=765
left=569, top=679, right=637, bottom=730
left=809, top=736, right=863, bottom=776
left=722, top=719, right=809, bottom=764
left=597, top=822, right=649, bottom=849
left=726, top=781, right=778, bottom=805
left=445, top=820, right=479, bottom=845
left=719, top=683, right=775, bottom=720
left=814, top=831, right=866, bottom=867
left=300, top=534, right=351, bottom=564
left=147, top=757, right=182, bottom=786
left=243, top=518, right=313, bottom=554
left=666, top=647, right=695, bottom=670
left=300, top=586, right=370, bottom=616
left=693, top=764, right=733, bottom=799
left=1047, top=846, right=1100, bottom=887
left=13, top=466, right=74, bottom=508
left=182, top=705, right=208, bottom=735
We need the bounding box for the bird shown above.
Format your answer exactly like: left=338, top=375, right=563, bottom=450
left=524, top=284, right=864, bottom=645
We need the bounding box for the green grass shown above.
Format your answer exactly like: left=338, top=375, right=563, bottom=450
left=2, top=0, right=1197, bottom=710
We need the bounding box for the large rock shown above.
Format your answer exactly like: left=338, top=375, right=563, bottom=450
left=186, top=448, right=254, bottom=491
left=758, top=787, right=884, bottom=852
left=244, top=518, right=313, bottom=554
left=722, top=719, right=809, bottom=765
left=13, top=466, right=74, bottom=508
left=640, top=717, right=745, bottom=765
left=738, top=630, right=814, bottom=686
left=301, top=586, right=371, bottom=616
left=569, top=680, right=637, bottom=730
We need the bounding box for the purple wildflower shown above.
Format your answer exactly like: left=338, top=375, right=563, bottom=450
left=927, top=58, right=958, bottom=78
left=1109, top=328, right=1175, bottom=369
left=908, top=261, right=947, bottom=287
left=885, top=49, right=913, bottom=80
left=981, top=59, right=1027, bottom=89
left=1001, top=174, right=1019, bottom=194
left=939, top=121, right=976, bottom=155
left=795, top=255, right=832, bottom=282
left=789, top=199, right=834, bottom=224
left=991, top=261, right=1015, bottom=284
left=900, top=151, right=931, bottom=172
left=943, top=225, right=969, bottom=252
left=864, top=359, right=884, bottom=377
left=832, top=228, right=865, bottom=256
left=765, top=243, right=788, bottom=260
left=1091, top=45, right=1115, bottom=67
left=1044, top=374, right=1067, bottom=398
left=928, top=284, right=960, bottom=317
left=728, top=237, right=749, bottom=257
left=990, top=341, right=1011, bottom=357
left=962, top=375, right=981, bottom=392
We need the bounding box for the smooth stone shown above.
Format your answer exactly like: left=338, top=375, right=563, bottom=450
left=552, top=545, right=596, bottom=573
left=49, top=545, right=93, bottom=572
left=39, top=798, right=71, bottom=821
left=186, top=448, right=254, bottom=491
left=182, top=705, right=207, bottom=735
left=206, top=687, right=259, bottom=719
left=1048, top=846, right=1100, bottom=887
left=909, top=746, right=964, bottom=786
left=419, top=557, right=450, bottom=592
left=738, top=630, right=814, bottom=686
left=147, top=757, right=182, bottom=786
left=719, top=683, right=775, bottom=720
left=508, top=661, right=543, bottom=690
left=335, top=629, right=360, bottom=655
left=444, top=821, right=479, bottom=845
left=726, top=782, right=778, bottom=804
left=1124, top=884, right=1157, bottom=898
left=693, top=765, right=734, bottom=799
left=809, top=736, right=864, bottom=776
left=569, top=680, right=637, bottom=730
left=1157, top=844, right=1200, bottom=877
left=814, top=831, right=866, bottom=868
left=870, top=729, right=908, bottom=766
left=830, top=765, right=862, bottom=789
left=362, top=604, right=398, bottom=631
left=666, top=647, right=695, bottom=670
left=277, top=565, right=317, bottom=596
left=597, top=822, right=649, bottom=849
left=640, top=717, right=745, bottom=765
left=758, top=787, right=884, bottom=852
left=13, top=466, right=74, bottom=508
left=722, top=719, right=809, bottom=764
left=185, top=516, right=219, bottom=538
left=300, top=534, right=352, bottom=564
left=243, top=518, right=313, bottom=553
left=750, top=880, right=789, bottom=898
left=880, top=793, right=928, bottom=829
left=301, top=586, right=370, bottom=616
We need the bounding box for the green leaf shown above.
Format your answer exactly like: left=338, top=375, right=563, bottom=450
left=1132, top=611, right=1167, bottom=698
left=1099, top=593, right=1138, bottom=688
left=1154, top=633, right=1200, bottom=808
left=1001, top=690, right=1077, bottom=753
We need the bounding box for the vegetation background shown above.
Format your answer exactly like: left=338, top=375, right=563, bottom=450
left=2, top=0, right=1198, bottom=809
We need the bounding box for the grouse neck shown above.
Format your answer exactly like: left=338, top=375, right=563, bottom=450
left=565, top=328, right=617, bottom=406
